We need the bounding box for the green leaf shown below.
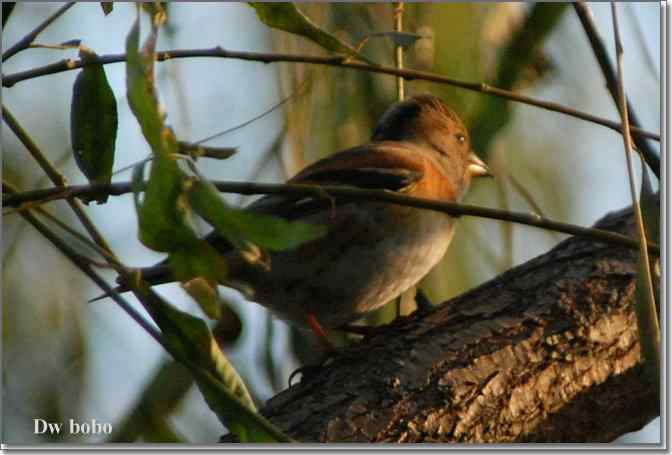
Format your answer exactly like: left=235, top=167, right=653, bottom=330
left=125, top=14, right=168, bottom=156
left=100, top=2, right=113, bottom=15
left=639, top=164, right=660, bottom=309
left=185, top=177, right=327, bottom=252
left=141, top=1, right=168, bottom=21
left=226, top=205, right=328, bottom=251
left=138, top=290, right=288, bottom=441
left=640, top=166, right=659, bottom=245
left=123, top=8, right=291, bottom=442
left=169, top=242, right=228, bottom=285
left=2, top=3, right=15, bottom=28
left=249, top=2, right=372, bottom=63
left=61, top=39, right=82, bottom=48
left=633, top=164, right=660, bottom=392
left=126, top=12, right=195, bottom=252
left=177, top=141, right=237, bottom=160
left=150, top=295, right=255, bottom=407
left=192, top=368, right=290, bottom=442
left=70, top=48, right=118, bottom=203
left=171, top=244, right=229, bottom=319
left=137, top=157, right=197, bottom=251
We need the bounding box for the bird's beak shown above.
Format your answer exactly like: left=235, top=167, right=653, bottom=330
left=467, top=152, right=493, bottom=178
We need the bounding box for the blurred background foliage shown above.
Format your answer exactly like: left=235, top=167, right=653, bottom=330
left=2, top=2, right=660, bottom=443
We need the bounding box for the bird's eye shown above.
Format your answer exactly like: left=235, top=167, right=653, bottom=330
left=456, top=133, right=466, bottom=144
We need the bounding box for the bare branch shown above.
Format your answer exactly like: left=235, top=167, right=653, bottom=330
left=2, top=105, right=113, bottom=254
left=610, top=2, right=659, bottom=391
left=4, top=183, right=165, bottom=348
left=2, top=2, right=76, bottom=61
left=1, top=47, right=660, bottom=145
left=2, top=180, right=660, bottom=255
left=259, top=201, right=658, bottom=442
left=573, top=2, right=661, bottom=178
left=393, top=2, right=405, bottom=100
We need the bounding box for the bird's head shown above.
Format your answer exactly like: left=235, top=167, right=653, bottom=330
left=372, top=94, right=491, bottom=193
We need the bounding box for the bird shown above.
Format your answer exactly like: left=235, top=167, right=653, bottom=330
left=110, top=94, right=491, bottom=346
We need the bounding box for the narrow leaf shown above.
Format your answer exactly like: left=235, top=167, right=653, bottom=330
left=249, top=2, right=372, bottom=63
left=70, top=47, right=118, bottom=203
left=141, top=1, right=168, bottom=24
left=125, top=14, right=166, bottom=155
left=640, top=165, right=660, bottom=245
left=193, top=369, right=289, bottom=442
left=169, top=242, right=228, bottom=286
left=137, top=157, right=196, bottom=251
left=172, top=249, right=228, bottom=319
left=177, top=141, right=237, bottom=160
left=126, top=12, right=194, bottom=251
left=634, top=163, right=660, bottom=391
left=101, top=2, right=113, bottom=15
left=186, top=177, right=327, bottom=252
left=123, top=6, right=289, bottom=443
left=2, top=3, right=15, bottom=28
left=144, top=292, right=258, bottom=419
left=61, top=39, right=82, bottom=47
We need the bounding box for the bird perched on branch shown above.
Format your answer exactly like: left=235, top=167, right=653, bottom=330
left=109, top=94, right=491, bottom=347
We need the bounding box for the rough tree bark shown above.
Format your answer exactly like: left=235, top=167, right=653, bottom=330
left=259, top=200, right=660, bottom=442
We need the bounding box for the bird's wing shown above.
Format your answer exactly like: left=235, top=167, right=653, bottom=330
left=290, top=142, right=424, bottom=189
left=245, top=142, right=425, bottom=220
left=93, top=143, right=426, bottom=298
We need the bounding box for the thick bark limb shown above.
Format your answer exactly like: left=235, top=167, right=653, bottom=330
left=259, top=201, right=660, bottom=442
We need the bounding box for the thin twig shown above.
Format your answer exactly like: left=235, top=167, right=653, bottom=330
left=2, top=105, right=114, bottom=254
left=2, top=180, right=659, bottom=255
left=496, top=175, right=515, bottom=270
left=112, top=73, right=312, bottom=180
left=506, top=171, right=547, bottom=219
left=394, top=2, right=405, bottom=100
left=15, top=199, right=118, bottom=265
left=237, top=124, right=288, bottom=206
left=4, top=183, right=165, bottom=347
left=610, top=2, right=659, bottom=385
left=573, top=2, right=660, bottom=178
left=2, top=2, right=76, bottom=61
left=6, top=180, right=291, bottom=441
left=1, top=47, right=660, bottom=144
left=394, top=1, right=405, bottom=318
left=195, top=73, right=313, bottom=146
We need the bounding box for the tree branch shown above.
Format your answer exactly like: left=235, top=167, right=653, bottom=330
left=1, top=180, right=659, bottom=255
left=2, top=1, right=76, bottom=62
left=2, top=105, right=114, bottom=254
left=4, top=184, right=166, bottom=349
left=610, top=1, right=660, bottom=394
left=573, top=2, right=661, bottom=178
left=1, top=47, right=660, bottom=146
left=258, top=199, right=659, bottom=442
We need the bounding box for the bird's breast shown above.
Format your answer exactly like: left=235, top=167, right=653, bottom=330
left=246, top=202, right=455, bottom=328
